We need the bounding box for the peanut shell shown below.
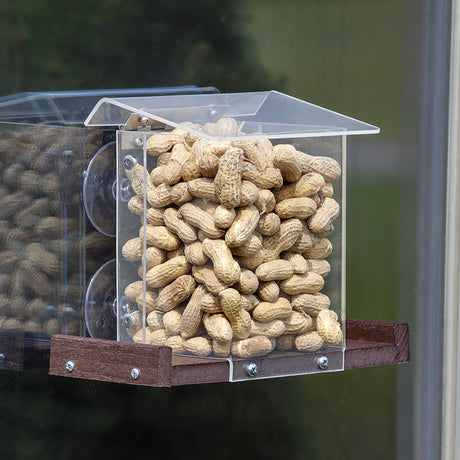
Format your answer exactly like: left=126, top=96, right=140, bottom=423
left=280, top=272, right=324, bottom=295
left=317, top=310, right=343, bottom=344
left=252, top=297, right=292, bottom=322
left=214, top=147, right=244, bottom=208
left=231, top=336, right=273, bottom=358
left=202, top=238, right=241, bottom=285
left=145, top=257, right=191, bottom=289
left=295, top=331, right=324, bottom=352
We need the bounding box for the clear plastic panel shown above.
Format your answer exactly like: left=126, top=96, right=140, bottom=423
left=86, top=91, right=379, bottom=139
left=0, top=87, right=218, bottom=125
left=117, top=131, right=152, bottom=343
left=83, top=141, right=117, bottom=237
left=0, top=122, right=103, bottom=337
left=230, top=135, right=345, bottom=381
left=0, top=87, right=221, bottom=343
left=117, top=125, right=346, bottom=380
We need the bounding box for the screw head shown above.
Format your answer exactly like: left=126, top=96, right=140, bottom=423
left=127, top=302, right=137, bottom=313
left=131, top=368, right=140, bottom=380
left=65, top=361, right=75, bottom=373
left=62, top=150, right=75, bottom=164
left=139, top=116, right=149, bottom=125
left=123, top=155, right=136, bottom=170
left=133, top=137, right=144, bottom=148
left=120, top=297, right=136, bottom=314
left=0, top=353, right=5, bottom=364
left=246, top=363, right=258, bottom=377
left=123, top=314, right=134, bottom=328
left=317, top=356, right=329, bottom=370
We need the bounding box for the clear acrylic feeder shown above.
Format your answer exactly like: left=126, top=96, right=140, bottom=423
left=85, top=90, right=379, bottom=381
left=0, top=87, right=216, bottom=346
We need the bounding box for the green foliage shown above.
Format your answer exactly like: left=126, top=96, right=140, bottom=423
left=0, top=0, right=277, bottom=95
left=347, top=177, right=401, bottom=321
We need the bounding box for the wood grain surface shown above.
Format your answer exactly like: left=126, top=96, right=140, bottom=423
left=47, top=319, right=410, bottom=387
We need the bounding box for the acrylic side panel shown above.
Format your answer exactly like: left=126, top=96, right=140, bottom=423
left=116, top=124, right=345, bottom=381
left=291, top=135, right=345, bottom=341
left=0, top=122, right=107, bottom=338
left=229, top=135, right=345, bottom=381
left=82, top=128, right=118, bottom=340
left=116, top=130, right=165, bottom=344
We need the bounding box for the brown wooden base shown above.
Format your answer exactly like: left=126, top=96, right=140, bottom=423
left=345, top=319, right=410, bottom=369
left=49, top=319, right=410, bottom=386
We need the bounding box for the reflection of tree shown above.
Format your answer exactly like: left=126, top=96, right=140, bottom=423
left=0, top=0, right=277, bottom=95
left=0, top=370, right=308, bottom=459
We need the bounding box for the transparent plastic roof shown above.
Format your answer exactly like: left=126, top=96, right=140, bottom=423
left=0, top=86, right=217, bottom=125
left=84, top=90, right=379, bottom=139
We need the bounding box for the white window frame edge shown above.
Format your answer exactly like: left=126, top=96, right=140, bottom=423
left=443, top=0, right=460, bottom=457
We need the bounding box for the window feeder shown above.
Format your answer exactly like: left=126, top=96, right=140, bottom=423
left=0, top=88, right=409, bottom=385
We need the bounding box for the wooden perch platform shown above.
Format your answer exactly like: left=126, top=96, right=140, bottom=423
left=48, top=319, right=410, bottom=387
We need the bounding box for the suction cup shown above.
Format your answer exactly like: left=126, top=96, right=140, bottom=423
left=83, top=142, right=116, bottom=237
left=84, top=259, right=117, bottom=340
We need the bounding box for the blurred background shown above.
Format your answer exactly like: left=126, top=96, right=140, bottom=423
left=0, top=0, right=443, bottom=458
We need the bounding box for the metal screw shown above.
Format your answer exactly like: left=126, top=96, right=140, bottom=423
left=119, top=297, right=136, bottom=314
left=62, top=150, right=75, bottom=164
left=317, top=356, right=329, bottom=370
left=0, top=354, right=5, bottom=364
left=123, top=314, right=134, bottom=328
left=119, top=296, right=130, bottom=313
left=131, top=368, right=140, bottom=380
left=65, top=361, right=75, bottom=373
left=63, top=306, right=78, bottom=319
left=133, top=137, right=144, bottom=148
left=123, top=155, right=136, bottom=170
left=139, top=116, right=149, bottom=125
left=246, top=363, right=258, bottom=377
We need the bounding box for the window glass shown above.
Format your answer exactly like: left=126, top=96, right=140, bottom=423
left=0, top=1, right=420, bottom=458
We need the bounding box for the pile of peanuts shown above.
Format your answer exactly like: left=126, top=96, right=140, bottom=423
left=122, top=118, right=343, bottom=358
